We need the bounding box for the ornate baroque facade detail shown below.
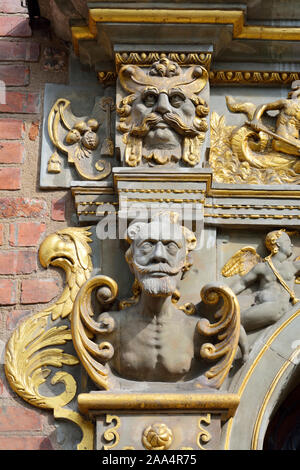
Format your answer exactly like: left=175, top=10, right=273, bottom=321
left=48, top=96, right=115, bottom=180
left=117, top=58, right=209, bottom=167
left=71, top=212, right=240, bottom=389
left=209, top=83, right=300, bottom=184
left=5, top=227, right=95, bottom=450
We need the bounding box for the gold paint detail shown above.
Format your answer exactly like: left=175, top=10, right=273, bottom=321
left=122, top=197, right=205, bottom=204
left=48, top=98, right=113, bottom=181
left=265, top=255, right=299, bottom=304
left=78, top=392, right=240, bottom=420
left=210, top=83, right=300, bottom=185
left=98, top=71, right=117, bottom=86
left=251, top=346, right=300, bottom=449
left=99, top=69, right=300, bottom=87
left=103, top=415, right=121, bottom=450
left=197, top=414, right=212, bottom=450
left=71, top=25, right=96, bottom=56
left=4, top=227, right=94, bottom=448
left=88, top=9, right=300, bottom=42
left=142, top=423, right=173, bottom=450
left=204, top=213, right=300, bottom=220
left=210, top=70, right=300, bottom=86
left=38, top=227, right=93, bottom=320
left=117, top=57, right=209, bottom=167
left=119, top=188, right=205, bottom=194
left=5, top=310, right=79, bottom=410
left=197, top=285, right=240, bottom=388
left=54, top=408, right=94, bottom=450
left=115, top=51, right=212, bottom=71
left=224, top=308, right=300, bottom=449
left=222, top=247, right=261, bottom=278
left=71, top=275, right=118, bottom=390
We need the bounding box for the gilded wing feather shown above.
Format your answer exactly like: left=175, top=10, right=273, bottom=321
left=222, top=246, right=261, bottom=278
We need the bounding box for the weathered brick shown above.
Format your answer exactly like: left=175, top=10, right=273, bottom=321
left=0, top=197, right=48, bottom=218
left=0, top=406, right=42, bottom=431
left=0, top=436, right=53, bottom=450
left=0, top=279, right=17, bottom=305
left=0, top=16, right=31, bottom=37
left=0, top=0, right=28, bottom=14
left=28, top=120, right=39, bottom=141
left=0, top=41, right=39, bottom=61
left=0, top=91, right=40, bottom=113
left=0, top=223, right=3, bottom=244
left=5, top=308, right=30, bottom=330
left=0, top=64, right=30, bottom=86
left=0, top=167, right=21, bottom=190
left=21, top=278, right=60, bottom=304
left=9, top=221, right=46, bottom=246
left=0, top=118, right=24, bottom=139
left=0, top=141, right=25, bottom=163
left=51, top=198, right=65, bottom=221
left=0, top=250, right=37, bottom=274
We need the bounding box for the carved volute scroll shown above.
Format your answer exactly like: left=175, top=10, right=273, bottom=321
left=116, top=57, right=209, bottom=167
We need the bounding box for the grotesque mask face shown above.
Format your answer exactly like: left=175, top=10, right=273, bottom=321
left=126, top=213, right=196, bottom=297
left=117, top=58, right=209, bottom=166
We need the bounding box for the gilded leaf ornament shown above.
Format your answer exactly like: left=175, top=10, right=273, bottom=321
left=4, top=227, right=94, bottom=449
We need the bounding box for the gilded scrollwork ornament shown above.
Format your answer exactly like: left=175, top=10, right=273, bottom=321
left=48, top=96, right=115, bottom=181
left=5, top=227, right=95, bottom=450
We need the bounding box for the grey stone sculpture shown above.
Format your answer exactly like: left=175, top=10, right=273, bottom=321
left=224, top=229, right=300, bottom=360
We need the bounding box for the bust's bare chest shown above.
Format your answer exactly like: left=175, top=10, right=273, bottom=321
left=111, top=314, right=197, bottom=381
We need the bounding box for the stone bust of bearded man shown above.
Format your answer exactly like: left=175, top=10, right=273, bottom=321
left=117, top=57, right=209, bottom=167
left=97, top=212, right=207, bottom=383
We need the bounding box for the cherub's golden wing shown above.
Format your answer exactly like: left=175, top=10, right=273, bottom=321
left=221, top=246, right=261, bottom=277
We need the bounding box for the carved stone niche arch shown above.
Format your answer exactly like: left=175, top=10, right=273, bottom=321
left=263, top=381, right=300, bottom=449
left=222, top=303, right=300, bottom=450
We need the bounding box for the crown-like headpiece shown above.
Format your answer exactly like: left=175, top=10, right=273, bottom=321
left=118, top=58, right=208, bottom=98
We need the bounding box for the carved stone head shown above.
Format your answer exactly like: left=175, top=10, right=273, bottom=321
left=117, top=58, right=209, bottom=166
left=125, top=212, right=197, bottom=297
left=265, top=229, right=293, bottom=257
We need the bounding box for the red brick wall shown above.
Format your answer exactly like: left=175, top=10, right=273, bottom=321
left=0, top=1, right=72, bottom=450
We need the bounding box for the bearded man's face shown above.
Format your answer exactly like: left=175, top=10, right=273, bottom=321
left=130, top=220, right=187, bottom=297
left=129, top=86, right=198, bottom=160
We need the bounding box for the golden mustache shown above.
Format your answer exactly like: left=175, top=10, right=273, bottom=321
left=129, top=113, right=199, bottom=138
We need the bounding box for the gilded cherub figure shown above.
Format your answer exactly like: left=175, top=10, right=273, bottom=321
left=223, top=230, right=300, bottom=359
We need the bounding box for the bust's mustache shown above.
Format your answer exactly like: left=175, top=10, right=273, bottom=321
left=132, top=260, right=185, bottom=275
left=129, top=112, right=199, bottom=138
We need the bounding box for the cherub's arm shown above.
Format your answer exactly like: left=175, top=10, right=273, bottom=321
left=253, top=99, right=286, bottom=122
left=229, top=264, right=260, bottom=295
